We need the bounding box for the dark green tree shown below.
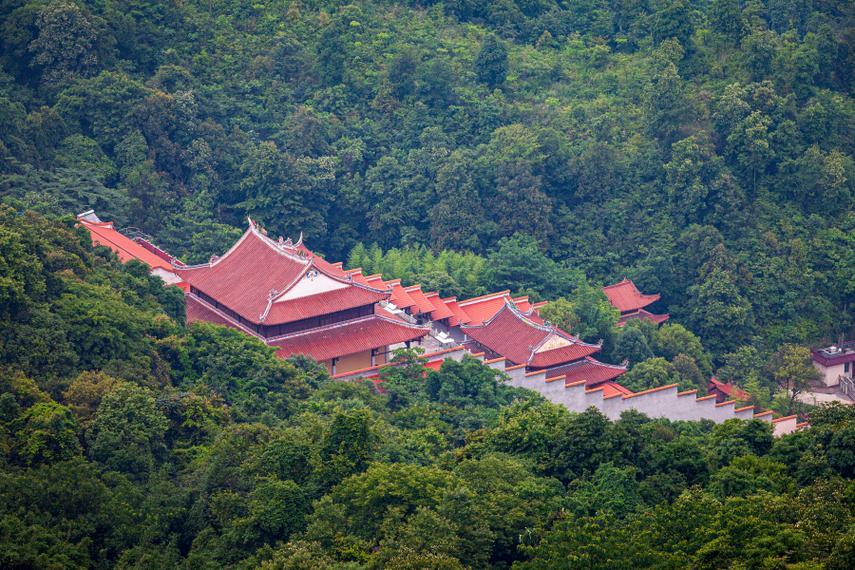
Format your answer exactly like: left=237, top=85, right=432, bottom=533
left=474, top=35, right=508, bottom=88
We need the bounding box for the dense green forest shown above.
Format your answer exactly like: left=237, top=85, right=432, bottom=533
left=1, top=0, right=853, bottom=358
left=2, top=1, right=855, bottom=567
left=1, top=207, right=855, bottom=569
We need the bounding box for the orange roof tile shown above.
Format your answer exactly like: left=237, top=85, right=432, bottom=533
left=271, top=314, right=429, bottom=362
left=709, top=377, right=752, bottom=401
left=174, top=223, right=388, bottom=325
left=547, top=357, right=627, bottom=386
left=79, top=219, right=174, bottom=271
left=404, top=286, right=437, bottom=315
left=617, top=308, right=670, bottom=326
left=384, top=280, right=417, bottom=310
left=425, top=292, right=454, bottom=321
left=458, top=290, right=512, bottom=324
left=442, top=297, right=472, bottom=326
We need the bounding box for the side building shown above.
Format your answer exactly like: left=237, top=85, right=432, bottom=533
left=602, top=278, right=669, bottom=326
left=460, top=299, right=628, bottom=391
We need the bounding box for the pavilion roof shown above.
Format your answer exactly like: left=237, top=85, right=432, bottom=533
left=709, top=377, right=751, bottom=401
left=596, top=382, right=634, bottom=398
left=602, top=278, right=661, bottom=313
left=462, top=301, right=599, bottom=368
left=174, top=221, right=387, bottom=325
left=385, top=280, right=417, bottom=310
left=344, top=268, right=372, bottom=286
left=364, top=274, right=385, bottom=287
left=270, top=314, right=429, bottom=362
left=297, top=243, right=347, bottom=278
left=265, top=286, right=387, bottom=324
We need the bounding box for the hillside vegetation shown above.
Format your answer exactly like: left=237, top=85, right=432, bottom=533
left=1, top=208, right=854, bottom=569
left=2, top=1, right=855, bottom=567
left=1, top=0, right=853, bottom=358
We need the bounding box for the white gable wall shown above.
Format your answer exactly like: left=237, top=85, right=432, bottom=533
left=276, top=270, right=348, bottom=301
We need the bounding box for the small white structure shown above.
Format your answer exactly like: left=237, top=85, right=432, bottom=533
left=812, top=342, right=855, bottom=387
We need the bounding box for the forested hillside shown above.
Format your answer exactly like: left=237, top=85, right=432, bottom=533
left=2, top=208, right=855, bottom=569
left=2, top=2, right=855, bottom=567
left=1, top=0, right=853, bottom=360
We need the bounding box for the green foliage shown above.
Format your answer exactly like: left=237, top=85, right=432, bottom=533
left=475, top=35, right=508, bottom=88
left=1, top=2, right=854, bottom=567
left=86, top=384, right=168, bottom=476
left=613, top=326, right=654, bottom=365
left=621, top=357, right=680, bottom=392
left=482, top=234, right=581, bottom=301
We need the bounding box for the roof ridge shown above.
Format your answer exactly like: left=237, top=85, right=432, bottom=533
left=458, top=290, right=511, bottom=306
left=247, top=220, right=311, bottom=264
left=267, top=314, right=429, bottom=342
left=583, top=356, right=628, bottom=370
left=602, top=277, right=632, bottom=289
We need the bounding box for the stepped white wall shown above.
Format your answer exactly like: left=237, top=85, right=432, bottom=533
left=340, top=349, right=800, bottom=436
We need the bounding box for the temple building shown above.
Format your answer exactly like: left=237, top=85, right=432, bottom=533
left=171, top=219, right=430, bottom=374
left=602, top=278, right=669, bottom=326
left=460, top=299, right=627, bottom=388
left=76, top=211, right=668, bottom=379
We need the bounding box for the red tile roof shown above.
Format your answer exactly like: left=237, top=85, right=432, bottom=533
left=546, top=357, right=627, bottom=387
left=462, top=301, right=599, bottom=368
left=386, top=280, right=417, bottom=310
left=529, top=343, right=600, bottom=369
left=404, top=286, right=437, bottom=315
left=186, top=292, right=239, bottom=329
left=265, top=286, right=387, bottom=324
left=458, top=290, right=512, bottom=324
left=442, top=297, right=472, bottom=327
left=618, top=309, right=670, bottom=326
left=364, top=274, right=385, bottom=286
left=425, top=292, right=454, bottom=321
left=174, top=223, right=388, bottom=325
left=602, top=278, right=661, bottom=313
left=345, top=269, right=372, bottom=286
left=270, top=315, right=429, bottom=362
left=300, top=248, right=347, bottom=278
left=513, top=296, right=532, bottom=312
left=79, top=219, right=174, bottom=271
left=708, top=377, right=751, bottom=401
left=593, top=382, right=634, bottom=398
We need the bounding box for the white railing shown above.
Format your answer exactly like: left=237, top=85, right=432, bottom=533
left=840, top=375, right=855, bottom=400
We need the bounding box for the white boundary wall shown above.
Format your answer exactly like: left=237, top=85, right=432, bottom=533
left=340, top=350, right=801, bottom=436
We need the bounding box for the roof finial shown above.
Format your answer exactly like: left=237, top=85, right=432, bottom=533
left=296, top=231, right=303, bottom=247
